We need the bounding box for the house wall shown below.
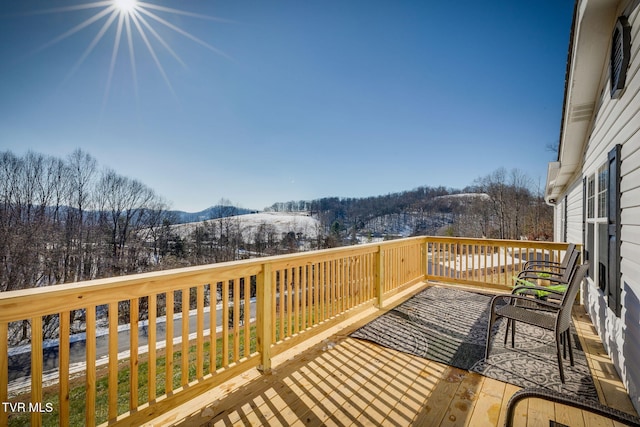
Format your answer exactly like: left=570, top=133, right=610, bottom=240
left=554, top=197, right=564, bottom=242
left=565, top=179, right=584, bottom=244
left=553, top=180, right=583, bottom=244
left=559, top=0, right=640, bottom=413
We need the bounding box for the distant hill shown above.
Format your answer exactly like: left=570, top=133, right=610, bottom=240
left=169, top=205, right=257, bottom=224
left=171, top=211, right=321, bottom=243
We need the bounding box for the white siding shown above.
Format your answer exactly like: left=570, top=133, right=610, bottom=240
left=565, top=178, right=584, bottom=244
left=562, top=1, right=640, bottom=413
left=554, top=198, right=565, bottom=242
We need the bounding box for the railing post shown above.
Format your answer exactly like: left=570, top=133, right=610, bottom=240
left=423, top=239, right=428, bottom=279
left=376, top=246, right=384, bottom=309
left=257, top=262, right=272, bottom=373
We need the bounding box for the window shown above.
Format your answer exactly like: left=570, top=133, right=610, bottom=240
left=587, top=175, right=595, bottom=219
left=610, top=16, right=631, bottom=98
left=598, top=165, right=608, bottom=217
left=583, top=145, right=621, bottom=316
left=585, top=175, right=596, bottom=278
left=597, top=164, right=609, bottom=292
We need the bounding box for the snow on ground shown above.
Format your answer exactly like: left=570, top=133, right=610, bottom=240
left=172, top=211, right=321, bottom=242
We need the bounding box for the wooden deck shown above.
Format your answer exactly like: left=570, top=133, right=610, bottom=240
left=147, top=282, right=638, bottom=427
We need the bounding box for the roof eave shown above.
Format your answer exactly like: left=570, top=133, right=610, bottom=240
left=545, top=0, right=620, bottom=204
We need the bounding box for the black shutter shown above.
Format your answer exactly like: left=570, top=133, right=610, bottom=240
left=583, top=177, right=588, bottom=272
left=610, top=16, right=631, bottom=99
left=607, top=144, right=622, bottom=316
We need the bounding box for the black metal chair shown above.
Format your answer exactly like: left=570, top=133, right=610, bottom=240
left=505, top=387, right=640, bottom=427
left=485, top=264, right=589, bottom=383
left=521, top=243, right=576, bottom=273
left=516, top=246, right=579, bottom=288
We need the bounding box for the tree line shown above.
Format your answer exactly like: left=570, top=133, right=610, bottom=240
left=280, top=169, right=552, bottom=244
left=0, top=150, right=322, bottom=295
left=1, top=149, right=553, bottom=295
left=0, top=149, right=173, bottom=292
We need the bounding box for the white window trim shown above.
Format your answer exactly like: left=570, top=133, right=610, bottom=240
left=585, top=161, right=608, bottom=292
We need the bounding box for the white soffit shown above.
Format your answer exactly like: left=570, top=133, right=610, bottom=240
left=547, top=0, right=619, bottom=204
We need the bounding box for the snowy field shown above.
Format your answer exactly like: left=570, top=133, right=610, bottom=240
left=171, top=211, right=321, bottom=242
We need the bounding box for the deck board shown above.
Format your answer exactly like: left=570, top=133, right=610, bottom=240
left=149, top=282, right=638, bottom=427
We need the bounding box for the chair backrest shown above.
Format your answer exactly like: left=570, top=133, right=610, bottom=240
left=558, top=248, right=580, bottom=283
left=556, top=264, right=589, bottom=333
left=559, top=243, right=577, bottom=269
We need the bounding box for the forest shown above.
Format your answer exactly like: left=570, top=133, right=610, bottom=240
left=1, top=149, right=553, bottom=294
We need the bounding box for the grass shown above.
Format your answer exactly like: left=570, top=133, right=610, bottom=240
left=7, top=304, right=345, bottom=426
left=7, top=326, right=257, bottom=427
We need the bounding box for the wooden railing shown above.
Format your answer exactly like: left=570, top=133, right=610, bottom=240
left=424, top=237, right=577, bottom=289
left=0, top=236, right=571, bottom=426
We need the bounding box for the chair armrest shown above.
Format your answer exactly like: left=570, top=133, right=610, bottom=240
left=518, top=269, right=564, bottom=279
left=522, top=260, right=563, bottom=270
left=512, top=285, right=566, bottom=301
left=512, top=285, right=566, bottom=297
left=505, top=387, right=640, bottom=427
left=491, top=294, right=562, bottom=311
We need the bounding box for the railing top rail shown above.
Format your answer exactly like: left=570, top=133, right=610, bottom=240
left=0, top=237, right=426, bottom=298
left=0, top=236, right=422, bottom=321
left=424, top=236, right=579, bottom=249
left=0, top=235, right=571, bottom=322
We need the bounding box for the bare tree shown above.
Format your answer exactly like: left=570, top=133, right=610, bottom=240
left=96, top=169, right=159, bottom=275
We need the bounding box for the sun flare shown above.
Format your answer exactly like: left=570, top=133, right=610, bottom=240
left=24, top=0, right=233, bottom=108
left=113, top=0, right=137, bottom=13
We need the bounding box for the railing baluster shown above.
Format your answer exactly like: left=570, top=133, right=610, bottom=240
left=165, top=292, right=174, bottom=392
left=30, top=316, right=43, bottom=427
left=59, top=312, right=70, bottom=427
left=338, top=258, right=344, bottom=312
left=278, top=270, right=284, bottom=341
left=270, top=270, right=276, bottom=343
left=346, top=257, right=351, bottom=310
left=181, top=289, right=189, bottom=385
left=287, top=269, right=293, bottom=337
left=86, top=306, right=96, bottom=426
left=319, top=261, right=325, bottom=321
left=108, top=302, right=118, bottom=420
left=302, top=266, right=307, bottom=331
left=209, top=284, right=217, bottom=374
left=377, top=248, right=384, bottom=308
left=243, top=275, right=251, bottom=356
left=485, top=244, right=490, bottom=280
left=148, top=294, right=157, bottom=399
left=294, top=267, right=300, bottom=334
left=233, top=279, right=240, bottom=362
left=196, top=286, right=204, bottom=379
left=0, top=322, right=8, bottom=426
left=328, top=261, right=333, bottom=317
left=131, top=298, right=139, bottom=408
left=471, top=244, right=476, bottom=281
left=356, top=255, right=362, bottom=306
left=222, top=281, right=229, bottom=367
left=503, top=245, right=507, bottom=285
left=343, top=257, right=348, bottom=310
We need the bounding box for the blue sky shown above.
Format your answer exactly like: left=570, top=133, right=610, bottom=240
left=0, top=0, right=574, bottom=212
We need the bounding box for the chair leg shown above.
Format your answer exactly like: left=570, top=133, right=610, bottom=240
left=511, top=320, right=515, bottom=348
left=504, top=319, right=510, bottom=345
left=486, top=313, right=496, bottom=359
left=556, top=332, right=565, bottom=383
left=566, top=330, right=575, bottom=366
